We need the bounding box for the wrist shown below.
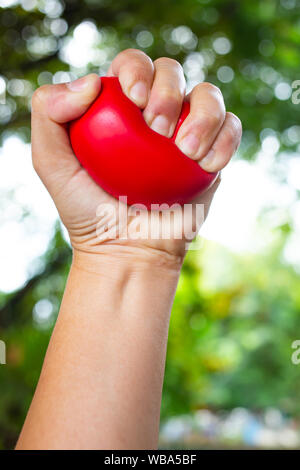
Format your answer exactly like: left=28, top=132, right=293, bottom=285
left=71, top=244, right=184, bottom=277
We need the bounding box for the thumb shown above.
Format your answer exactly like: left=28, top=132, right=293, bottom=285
left=44, top=74, right=101, bottom=123
left=31, top=74, right=101, bottom=195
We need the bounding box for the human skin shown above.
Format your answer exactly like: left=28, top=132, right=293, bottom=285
left=16, top=49, right=242, bottom=450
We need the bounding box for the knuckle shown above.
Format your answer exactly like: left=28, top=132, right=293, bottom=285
left=118, top=48, right=137, bottom=56
left=117, top=48, right=151, bottom=67
left=120, top=48, right=148, bottom=58
left=117, top=51, right=153, bottom=84
left=194, top=82, right=225, bottom=107
left=157, top=86, right=182, bottom=104
left=227, top=112, right=242, bottom=134
left=224, top=114, right=242, bottom=151
left=150, top=88, right=183, bottom=115
left=199, top=110, right=224, bottom=130
left=31, top=85, right=51, bottom=112
left=199, top=82, right=222, bottom=97
left=154, top=57, right=182, bottom=71
left=224, top=128, right=237, bottom=148
left=191, top=83, right=226, bottom=125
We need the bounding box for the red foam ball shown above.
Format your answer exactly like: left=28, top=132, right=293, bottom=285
left=69, top=76, right=217, bottom=208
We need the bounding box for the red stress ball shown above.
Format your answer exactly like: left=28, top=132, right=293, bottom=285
left=69, top=76, right=217, bottom=208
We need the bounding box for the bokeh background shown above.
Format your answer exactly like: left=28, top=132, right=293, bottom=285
left=1, top=0, right=300, bottom=450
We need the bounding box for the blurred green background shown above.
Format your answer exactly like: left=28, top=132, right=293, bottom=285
left=1, top=0, right=300, bottom=450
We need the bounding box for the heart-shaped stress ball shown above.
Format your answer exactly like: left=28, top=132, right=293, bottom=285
left=69, top=77, right=217, bottom=208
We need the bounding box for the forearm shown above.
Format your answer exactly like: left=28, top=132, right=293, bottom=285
left=16, top=249, right=182, bottom=450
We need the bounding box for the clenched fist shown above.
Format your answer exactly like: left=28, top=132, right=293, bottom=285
left=31, top=49, right=242, bottom=264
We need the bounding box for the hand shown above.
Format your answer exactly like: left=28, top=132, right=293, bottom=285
left=31, top=49, right=242, bottom=266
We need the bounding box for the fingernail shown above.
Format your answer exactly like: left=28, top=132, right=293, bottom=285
left=66, top=76, right=89, bottom=92
left=199, top=149, right=215, bottom=171
left=129, top=81, right=148, bottom=107
left=150, top=115, right=171, bottom=137
left=177, top=134, right=200, bottom=159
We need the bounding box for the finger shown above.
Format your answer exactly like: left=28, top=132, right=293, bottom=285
left=31, top=74, right=101, bottom=188
left=107, top=48, right=154, bottom=108
left=199, top=112, right=242, bottom=172
left=143, top=58, right=186, bottom=138
left=175, top=82, right=226, bottom=160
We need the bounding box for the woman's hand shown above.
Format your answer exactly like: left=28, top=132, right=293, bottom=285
left=31, top=49, right=242, bottom=265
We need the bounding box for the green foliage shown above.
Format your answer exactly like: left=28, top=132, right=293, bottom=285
left=0, top=226, right=71, bottom=449
left=1, top=0, right=300, bottom=155
left=163, top=232, right=300, bottom=420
